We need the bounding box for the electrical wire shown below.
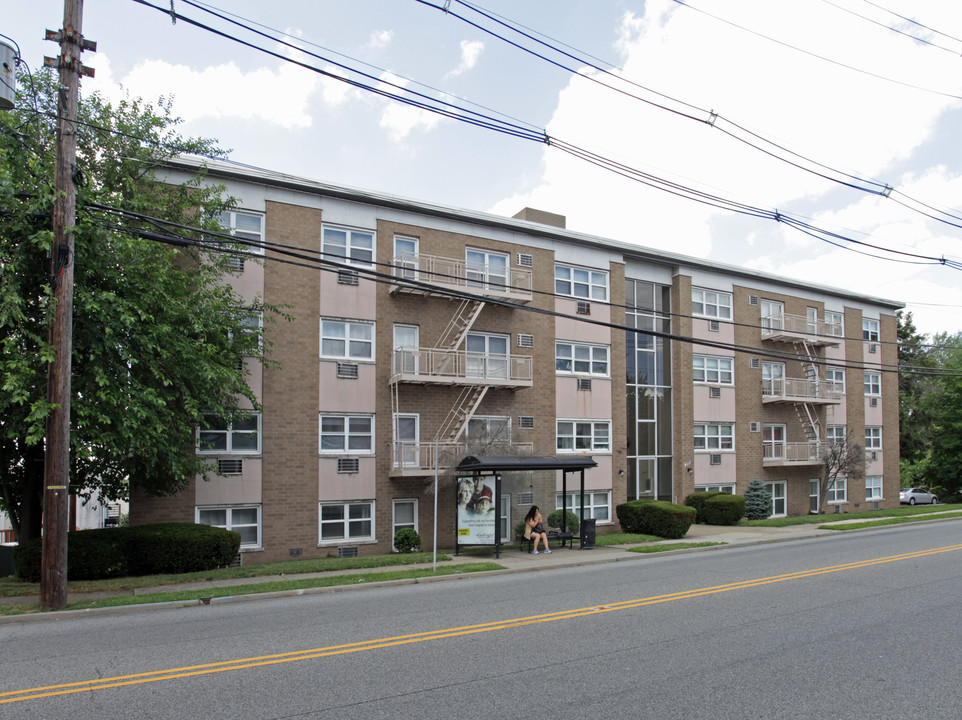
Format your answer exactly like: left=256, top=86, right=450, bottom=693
left=820, top=0, right=962, bottom=56
left=856, top=0, right=962, bottom=46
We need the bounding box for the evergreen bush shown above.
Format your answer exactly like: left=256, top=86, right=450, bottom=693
left=701, top=494, right=746, bottom=526
left=616, top=500, right=696, bottom=539
left=546, top=509, right=580, bottom=535
left=744, top=479, right=773, bottom=520
left=684, top=491, right=726, bottom=523
left=393, top=527, right=421, bottom=553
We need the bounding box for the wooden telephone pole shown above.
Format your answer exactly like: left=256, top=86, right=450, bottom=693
left=41, top=0, right=94, bottom=610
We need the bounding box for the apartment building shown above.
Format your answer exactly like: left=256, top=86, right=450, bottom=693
left=131, top=158, right=902, bottom=562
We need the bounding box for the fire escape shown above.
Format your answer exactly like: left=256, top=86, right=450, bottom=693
left=760, top=312, right=843, bottom=466
left=388, top=252, right=533, bottom=476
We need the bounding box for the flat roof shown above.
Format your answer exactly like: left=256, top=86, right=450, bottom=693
left=456, top=456, right=598, bottom=472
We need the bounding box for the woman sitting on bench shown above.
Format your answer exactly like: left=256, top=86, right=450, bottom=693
left=524, top=505, right=552, bottom=555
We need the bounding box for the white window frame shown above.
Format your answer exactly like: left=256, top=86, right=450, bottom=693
left=825, top=311, right=844, bottom=335
left=466, top=415, right=512, bottom=445
left=196, top=504, right=262, bottom=549
left=392, top=498, right=418, bottom=541
left=862, top=318, right=880, bottom=342
left=692, top=288, right=732, bottom=320
left=865, top=476, right=883, bottom=501
left=319, top=500, right=375, bottom=543
left=865, top=426, right=882, bottom=450
left=694, top=423, right=734, bottom=451
left=499, top=494, right=511, bottom=541
left=556, top=490, right=612, bottom=523
left=826, top=425, right=846, bottom=446
left=393, top=413, right=420, bottom=468
left=466, top=247, right=508, bottom=290
left=321, top=319, right=375, bottom=361
left=197, top=413, right=262, bottom=454
left=828, top=477, right=847, bottom=504
left=323, top=225, right=374, bottom=267
left=763, top=424, right=786, bottom=460
left=556, top=341, right=610, bottom=377
left=555, top=263, right=609, bottom=301
left=466, top=332, right=509, bottom=379
left=556, top=419, right=611, bottom=453
left=825, top=367, right=845, bottom=394
left=320, top=414, right=375, bottom=454
left=216, top=210, right=265, bottom=253
left=864, top=372, right=881, bottom=396
left=695, top=484, right=735, bottom=494
left=394, top=234, right=419, bottom=280
left=765, top=481, right=787, bottom=517
left=760, top=299, right=785, bottom=330
left=693, top=355, right=734, bottom=385
left=809, top=479, right=820, bottom=514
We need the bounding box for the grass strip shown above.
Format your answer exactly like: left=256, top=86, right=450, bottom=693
left=0, top=562, right=503, bottom=616
left=741, top=504, right=961, bottom=527
left=819, top=512, right=962, bottom=531
left=628, top=542, right=725, bottom=554
left=596, top=533, right=661, bottom=545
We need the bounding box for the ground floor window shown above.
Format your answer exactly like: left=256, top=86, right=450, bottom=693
left=695, top=484, right=734, bottom=493
left=810, top=479, right=820, bottom=514
left=319, top=501, right=374, bottom=543
left=865, top=476, right=883, bottom=501
left=196, top=505, right=261, bottom=548
left=556, top=491, right=611, bottom=522
left=828, top=477, right=847, bottom=504
left=500, top=494, right=511, bottom=542
left=764, top=482, right=786, bottom=517
left=392, top=499, right=418, bottom=545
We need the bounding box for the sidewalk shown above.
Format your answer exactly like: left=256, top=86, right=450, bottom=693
left=3, top=514, right=958, bottom=618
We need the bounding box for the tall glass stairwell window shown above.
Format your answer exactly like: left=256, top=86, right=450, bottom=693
left=625, top=280, right=673, bottom=502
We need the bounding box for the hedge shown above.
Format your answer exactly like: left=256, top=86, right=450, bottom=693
left=14, top=523, right=241, bottom=582
left=700, top=494, right=746, bottom=526
left=546, top=509, right=580, bottom=535
left=684, top=492, right=727, bottom=523
left=616, top=500, right=696, bottom=539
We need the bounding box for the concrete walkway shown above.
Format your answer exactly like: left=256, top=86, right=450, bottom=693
left=3, top=514, right=959, bottom=619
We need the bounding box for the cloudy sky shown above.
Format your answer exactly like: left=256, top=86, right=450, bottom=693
left=7, top=0, right=962, bottom=335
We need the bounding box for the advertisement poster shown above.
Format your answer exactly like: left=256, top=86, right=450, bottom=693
left=456, top=476, right=497, bottom=545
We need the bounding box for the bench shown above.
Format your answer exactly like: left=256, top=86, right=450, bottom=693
left=521, top=529, right=576, bottom=552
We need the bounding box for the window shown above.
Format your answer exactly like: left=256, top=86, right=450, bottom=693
left=319, top=501, right=374, bottom=542
left=762, top=424, right=786, bottom=460
left=557, top=420, right=611, bottom=452
left=466, top=332, right=508, bottom=379
left=866, top=476, right=883, bottom=501
left=393, top=324, right=419, bottom=375
left=320, top=414, right=374, bottom=453
left=323, top=225, right=374, bottom=267
left=555, top=264, right=608, bottom=301
left=828, top=477, right=847, bottom=504
left=826, top=311, right=843, bottom=335
left=760, top=300, right=784, bottom=330
left=392, top=499, right=418, bottom=542
left=466, top=248, right=508, bottom=290
left=216, top=210, right=265, bottom=248
left=321, top=319, right=374, bottom=361
left=556, top=491, right=611, bottom=522
left=693, top=356, right=733, bottom=384
left=466, top=416, right=512, bottom=445
left=865, top=426, right=882, bottom=450
left=761, top=362, right=785, bottom=396
left=696, top=485, right=735, bottom=494
left=694, top=423, right=734, bottom=451
left=197, top=413, right=261, bottom=454
left=500, top=494, right=512, bottom=541
left=862, top=318, right=880, bottom=342
left=827, top=425, right=846, bottom=446
left=864, top=372, right=881, bottom=396
left=765, top=481, right=786, bottom=517
left=809, top=479, right=820, bottom=514
left=825, top=368, right=845, bottom=393
left=394, top=413, right=419, bottom=467
left=556, top=342, right=610, bottom=376
left=394, top=235, right=418, bottom=280
left=692, top=288, right=732, bottom=319
left=197, top=505, right=261, bottom=548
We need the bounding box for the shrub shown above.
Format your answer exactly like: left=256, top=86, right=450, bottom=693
left=685, top=491, right=726, bottom=523
left=617, top=500, right=696, bottom=539
left=744, top=479, right=773, bottom=520
left=701, top=494, right=746, bottom=526
left=393, top=527, right=421, bottom=553
left=546, top=509, right=580, bottom=535
left=128, top=523, right=240, bottom=575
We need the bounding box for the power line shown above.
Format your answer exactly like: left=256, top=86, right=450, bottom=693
left=820, top=0, right=962, bottom=56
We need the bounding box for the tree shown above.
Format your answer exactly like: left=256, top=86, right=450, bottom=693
left=898, top=311, right=936, bottom=465
left=744, top=479, right=772, bottom=520
left=818, top=432, right=866, bottom=513
left=0, top=70, right=281, bottom=541
left=918, top=335, right=962, bottom=501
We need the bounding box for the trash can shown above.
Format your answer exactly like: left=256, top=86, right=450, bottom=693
left=0, top=544, right=16, bottom=578
left=580, top=518, right=596, bottom=549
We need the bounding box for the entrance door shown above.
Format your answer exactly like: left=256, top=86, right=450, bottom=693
left=393, top=324, right=419, bottom=376
left=394, top=413, right=419, bottom=468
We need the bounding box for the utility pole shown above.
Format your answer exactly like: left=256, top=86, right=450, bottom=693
left=41, top=0, right=94, bottom=611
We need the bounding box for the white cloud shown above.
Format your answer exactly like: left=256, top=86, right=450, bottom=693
left=368, top=30, right=394, bottom=49
left=88, top=55, right=320, bottom=129
left=446, top=40, right=484, bottom=78
left=377, top=72, right=441, bottom=141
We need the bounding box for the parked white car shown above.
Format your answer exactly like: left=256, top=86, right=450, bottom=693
left=900, top=487, right=938, bottom=505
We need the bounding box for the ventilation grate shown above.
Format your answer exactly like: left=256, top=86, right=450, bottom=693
left=218, top=458, right=243, bottom=475
left=708, top=320, right=720, bottom=332
left=869, top=397, right=878, bottom=407
left=750, top=357, right=760, bottom=369
left=748, top=294, right=759, bottom=306
left=709, top=386, right=721, bottom=398
left=868, top=343, right=877, bottom=353
left=338, top=269, right=359, bottom=285
left=577, top=378, right=592, bottom=391
left=337, top=362, right=359, bottom=379
left=576, top=301, right=591, bottom=315
left=517, top=333, right=534, bottom=348
left=338, top=457, right=360, bottom=474
left=518, top=492, right=534, bottom=506
left=518, top=416, right=534, bottom=429
left=337, top=545, right=359, bottom=558
left=516, top=252, right=533, bottom=268
left=226, top=255, right=245, bottom=273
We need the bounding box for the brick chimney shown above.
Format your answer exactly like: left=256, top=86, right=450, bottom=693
left=512, top=207, right=566, bottom=229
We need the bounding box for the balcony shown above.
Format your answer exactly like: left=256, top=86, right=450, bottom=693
left=390, top=441, right=534, bottom=477
left=763, top=442, right=824, bottom=466
left=760, top=313, right=842, bottom=347
left=762, top=378, right=843, bottom=405
left=390, top=252, right=533, bottom=303
left=391, top=348, right=533, bottom=388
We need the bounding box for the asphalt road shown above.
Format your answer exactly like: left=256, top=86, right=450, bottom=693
left=3, top=520, right=962, bottom=719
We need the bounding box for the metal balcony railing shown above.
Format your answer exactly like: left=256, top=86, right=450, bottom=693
left=391, top=348, right=533, bottom=386
left=391, top=441, right=534, bottom=474
left=762, top=377, right=844, bottom=404
left=763, top=441, right=823, bottom=465
left=761, top=313, right=843, bottom=345
left=392, top=252, right=533, bottom=301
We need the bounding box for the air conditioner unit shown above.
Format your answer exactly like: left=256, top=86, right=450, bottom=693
left=218, top=458, right=243, bottom=475
left=750, top=422, right=761, bottom=433
left=338, top=269, right=359, bottom=285
left=750, top=358, right=760, bottom=369
left=226, top=255, right=245, bottom=273
left=337, top=362, right=359, bottom=379
left=709, top=386, right=721, bottom=399
left=709, top=320, right=720, bottom=332
left=869, top=397, right=878, bottom=407
left=577, top=301, right=591, bottom=315
left=710, top=454, right=722, bottom=465
left=868, top=343, right=877, bottom=353
left=869, top=451, right=878, bottom=461
left=337, top=457, right=360, bottom=474
left=577, top=378, right=592, bottom=391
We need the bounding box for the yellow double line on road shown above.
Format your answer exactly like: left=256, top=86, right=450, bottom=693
left=4, top=543, right=961, bottom=705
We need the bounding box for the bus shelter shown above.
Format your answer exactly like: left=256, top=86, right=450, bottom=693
left=454, top=455, right=597, bottom=558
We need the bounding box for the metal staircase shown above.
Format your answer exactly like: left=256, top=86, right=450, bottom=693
left=435, top=299, right=485, bottom=350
